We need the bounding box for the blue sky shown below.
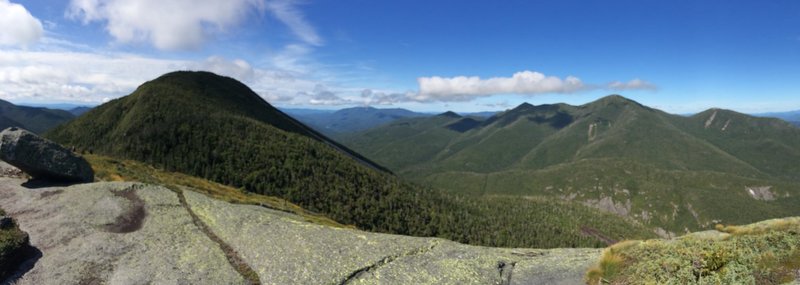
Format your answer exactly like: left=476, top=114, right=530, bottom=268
left=1, top=0, right=799, bottom=113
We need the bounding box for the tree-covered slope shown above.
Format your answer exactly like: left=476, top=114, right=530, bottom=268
left=45, top=71, right=654, bottom=248
left=340, top=95, right=800, bottom=235
left=0, top=99, right=74, bottom=134
left=673, top=108, right=800, bottom=180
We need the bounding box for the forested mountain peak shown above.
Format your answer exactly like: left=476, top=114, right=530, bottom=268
left=437, top=111, right=462, bottom=118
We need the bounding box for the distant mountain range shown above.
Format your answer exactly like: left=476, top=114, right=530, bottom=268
left=754, top=110, right=800, bottom=127
left=66, top=106, right=93, bottom=116
left=283, top=107, right=429, bottom=135
left=11, top=102, right=95, bottom=116
left=0, top=99, right=75, bottom=133
left=340, top=95, right=800, bottom=236
left=755, top=110, right=800, bottom=121
left=283, top=107, right=499, bottom=135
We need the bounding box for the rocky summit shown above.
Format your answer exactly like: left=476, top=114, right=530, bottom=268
left=0, top=172, right=599, bottom=284
left=0, top=127, right=93, bottom=183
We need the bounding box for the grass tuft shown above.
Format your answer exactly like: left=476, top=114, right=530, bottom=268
left=584, top=240, right=639, bottom=284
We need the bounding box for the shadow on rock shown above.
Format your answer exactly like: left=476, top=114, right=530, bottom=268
left=1, top=245, right=43, bottom=284
left=21, top=178, right=81, bottom=189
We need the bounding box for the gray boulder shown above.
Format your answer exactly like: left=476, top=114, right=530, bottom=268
left=0, top=127, right=93, bottom=183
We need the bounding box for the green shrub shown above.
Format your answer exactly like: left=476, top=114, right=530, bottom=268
left=585, top=217, right=800, bottom=284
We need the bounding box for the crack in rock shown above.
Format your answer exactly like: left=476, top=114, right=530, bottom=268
left=339, top=240, right=441, bottom=284
left=174, top=187, right=261, bottom=285
left=510, top=250, right=546, bottom=258
left=497, top=260, right=517, bottom=285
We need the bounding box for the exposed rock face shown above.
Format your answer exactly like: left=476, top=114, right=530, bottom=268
left=584, top=196, right=631, bottom=217
left=745, top=186, right=776, bottom=201
left=0, top=174, right=600, bottom=284
left=0, top=127, right=93, bottom=183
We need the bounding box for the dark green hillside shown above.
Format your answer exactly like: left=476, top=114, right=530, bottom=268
left=341, top=95, right=800, bottom=234
left=46, top=71, right=654, bottom=248
left=0, top=99, right=74, bottom=133
left=0, top=116, right=23, bottom=131
left=673, top=109, right=800, bottom=180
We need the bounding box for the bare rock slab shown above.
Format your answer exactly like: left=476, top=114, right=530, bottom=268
left=184, top=190, right=600, bottom=285
left=0, top=178, right=246, bottom=285
left=0, top=176, right=600, bottom=284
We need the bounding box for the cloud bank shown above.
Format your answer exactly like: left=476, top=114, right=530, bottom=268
left=415, top=71, right=585, bottom=101
left=308, top=72, right=660, bottom=106
left=0, top=49, right=322, bottom=104
left=0, top=0, right=43, bottom=47
left=405, top=71, right=657, bottom=103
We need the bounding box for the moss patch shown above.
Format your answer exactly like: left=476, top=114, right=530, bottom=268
left=0, top=208, right=30, bottom=280
left=585, top=217, right=800, bottom=284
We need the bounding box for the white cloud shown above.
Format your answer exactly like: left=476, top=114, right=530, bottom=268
left=68, top=0, right=265, bottom=50
left=261, top=92, right=293, bottom=103
left=270, top=44, right=314, bottom=74
left=0, top=0, right=44, bottom=47
left=360, top=89, right=414, bottom=105
left=192, top=56, right=255, bottom=82
left=404, top=71, right=660, bottom=103
left=415, top=71, right=585, bottom=102
left=608, top=78, right=657, bottom=91
left=0, top=49, right=329, bottom=105
left=300, top=84, right=350, bottom=105
left=0, top=50, right=185, bottom=102
left=267, top=0, right=322, bottom=46
left=67, top=0, right=320, bottom=50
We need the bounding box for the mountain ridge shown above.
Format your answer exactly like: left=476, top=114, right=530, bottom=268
left=0, top=99, right=74, bottom=134
left=341, top=95, right=800, bottom=235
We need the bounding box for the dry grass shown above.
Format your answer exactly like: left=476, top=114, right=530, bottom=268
left=584, top=240, right=640, bottom=284
left=715, top=217, right=800, bottom=236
